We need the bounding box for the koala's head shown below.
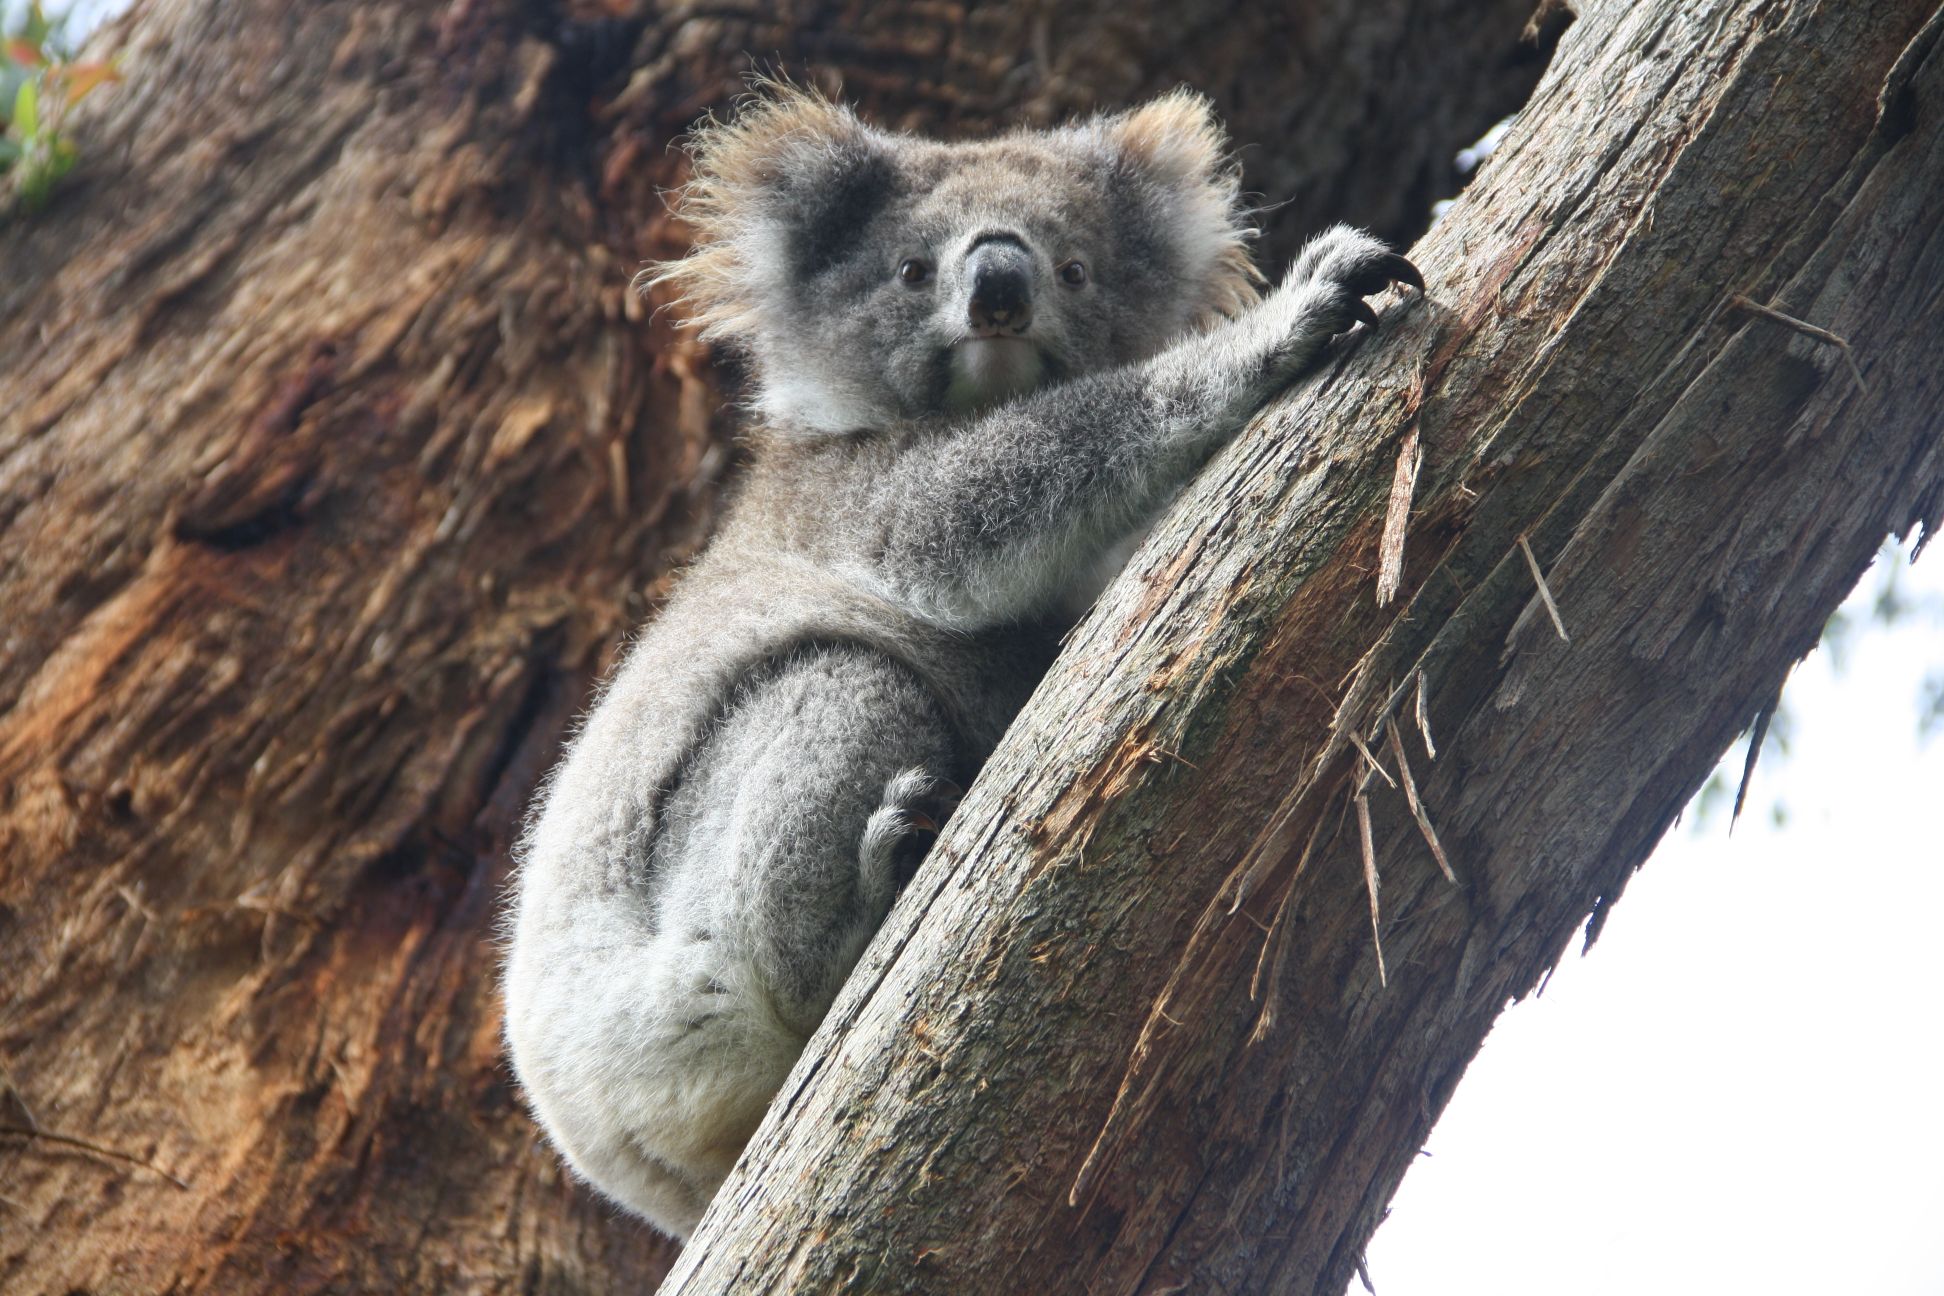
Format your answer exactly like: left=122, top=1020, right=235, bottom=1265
left=647, top=84, right=1259, bottom=433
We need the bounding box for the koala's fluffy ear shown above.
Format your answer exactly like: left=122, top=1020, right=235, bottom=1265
left=1100, top=89, right=1260, bottom=322
left=645, top=83, right=896, bottom=342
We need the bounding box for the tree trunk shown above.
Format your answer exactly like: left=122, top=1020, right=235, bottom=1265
left=666, top=2, right=1944, bottom=1293
left=0, top=1, right=1554, bottom=1291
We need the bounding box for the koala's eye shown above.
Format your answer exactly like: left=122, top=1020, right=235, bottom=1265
left=898, top=258, right=932, bottom=287
left=1057, top=259, right=1088, bottom=288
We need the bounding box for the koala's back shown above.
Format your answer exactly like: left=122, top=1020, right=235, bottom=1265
left=509, top=436, right=1056, bottom=933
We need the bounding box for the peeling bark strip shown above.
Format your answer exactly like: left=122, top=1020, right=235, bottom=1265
left=1518, top=533, right=1571, bottom=642
left=1384, top=715, right=1454, bottom=885
left=668, top=3, right=1944, bottom=1293
left=1375, top=426, right=1420, bottom=606
left=0, top=0, right=1556, bottom=1291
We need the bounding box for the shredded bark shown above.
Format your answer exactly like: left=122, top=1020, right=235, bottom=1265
left=1387, top=715, right=1457, bottom=884
left=1518, top=533, right=1571, bottom=641
left=1732, top=293, right=1869, bottom=393
left=1377, top=427, right=1423, bottom=605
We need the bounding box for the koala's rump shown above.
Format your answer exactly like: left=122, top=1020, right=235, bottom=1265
left=501, top=551, right=1051, bottom=1228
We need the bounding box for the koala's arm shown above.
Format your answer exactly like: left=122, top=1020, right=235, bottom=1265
left=849, top=228, right=1420, bottom=628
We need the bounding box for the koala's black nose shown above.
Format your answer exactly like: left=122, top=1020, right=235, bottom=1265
left=966, top=238, right=1035, bottom=335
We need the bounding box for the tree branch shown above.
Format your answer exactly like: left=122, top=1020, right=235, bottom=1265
left=668, top=2, right=1944, bottom=1291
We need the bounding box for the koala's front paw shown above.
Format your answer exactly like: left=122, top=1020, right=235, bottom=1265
left=1285, top=224, right=1423, bottom=334
left=1246, top=226, right=1420, bottom=383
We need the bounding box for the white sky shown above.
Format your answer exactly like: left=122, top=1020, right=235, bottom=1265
left=1362, top=539, right=1944, bottom=1295
left=0, top=0, right=120, bottom=45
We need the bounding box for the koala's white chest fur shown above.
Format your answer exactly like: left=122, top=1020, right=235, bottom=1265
left=947, top=336, right=1046, bottom=409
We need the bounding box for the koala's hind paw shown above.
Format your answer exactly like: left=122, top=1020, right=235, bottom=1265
left=860, top=770, right=963, bottom=898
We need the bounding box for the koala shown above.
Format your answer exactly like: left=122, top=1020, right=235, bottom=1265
left=502, top=84, right=1418, bottom=1240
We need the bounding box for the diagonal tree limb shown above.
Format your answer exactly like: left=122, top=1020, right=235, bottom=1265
left=669, top=5, right=1944, bottom=1292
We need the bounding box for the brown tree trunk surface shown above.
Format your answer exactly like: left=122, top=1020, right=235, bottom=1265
left=665, top=1, right=1944, bottom=1293
left=0, top=1, right=1555, bottom=1291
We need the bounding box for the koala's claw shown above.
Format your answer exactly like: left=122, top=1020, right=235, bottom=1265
left=1343, top=253, right=1423, bottom=300
left=1380, top=253, right=1424, bottom=294
left=1346, top=298, right=1380, bottom=330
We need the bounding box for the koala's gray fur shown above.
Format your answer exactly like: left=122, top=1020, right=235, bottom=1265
left=502, top=84, right=1418, bottom=1239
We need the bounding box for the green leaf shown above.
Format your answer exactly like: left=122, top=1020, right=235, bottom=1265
left=13, top=77, right=35, bottom=137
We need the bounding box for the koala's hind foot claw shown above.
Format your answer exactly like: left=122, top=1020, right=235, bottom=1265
left=861, top=769, right=963, bottom=895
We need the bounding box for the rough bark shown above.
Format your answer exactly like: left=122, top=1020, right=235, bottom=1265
left=666, top=2, right=1944, bottom=1293
left=0, top=1, right=1553, bottom=1292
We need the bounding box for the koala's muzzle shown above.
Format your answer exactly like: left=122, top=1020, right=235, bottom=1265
left=965, top=237, right=1034, bottom=337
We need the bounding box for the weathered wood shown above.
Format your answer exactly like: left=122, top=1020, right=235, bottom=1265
left=0, top=0, right=1553, bottom=1291
left=667, top=2, right=1944, bottom=1292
